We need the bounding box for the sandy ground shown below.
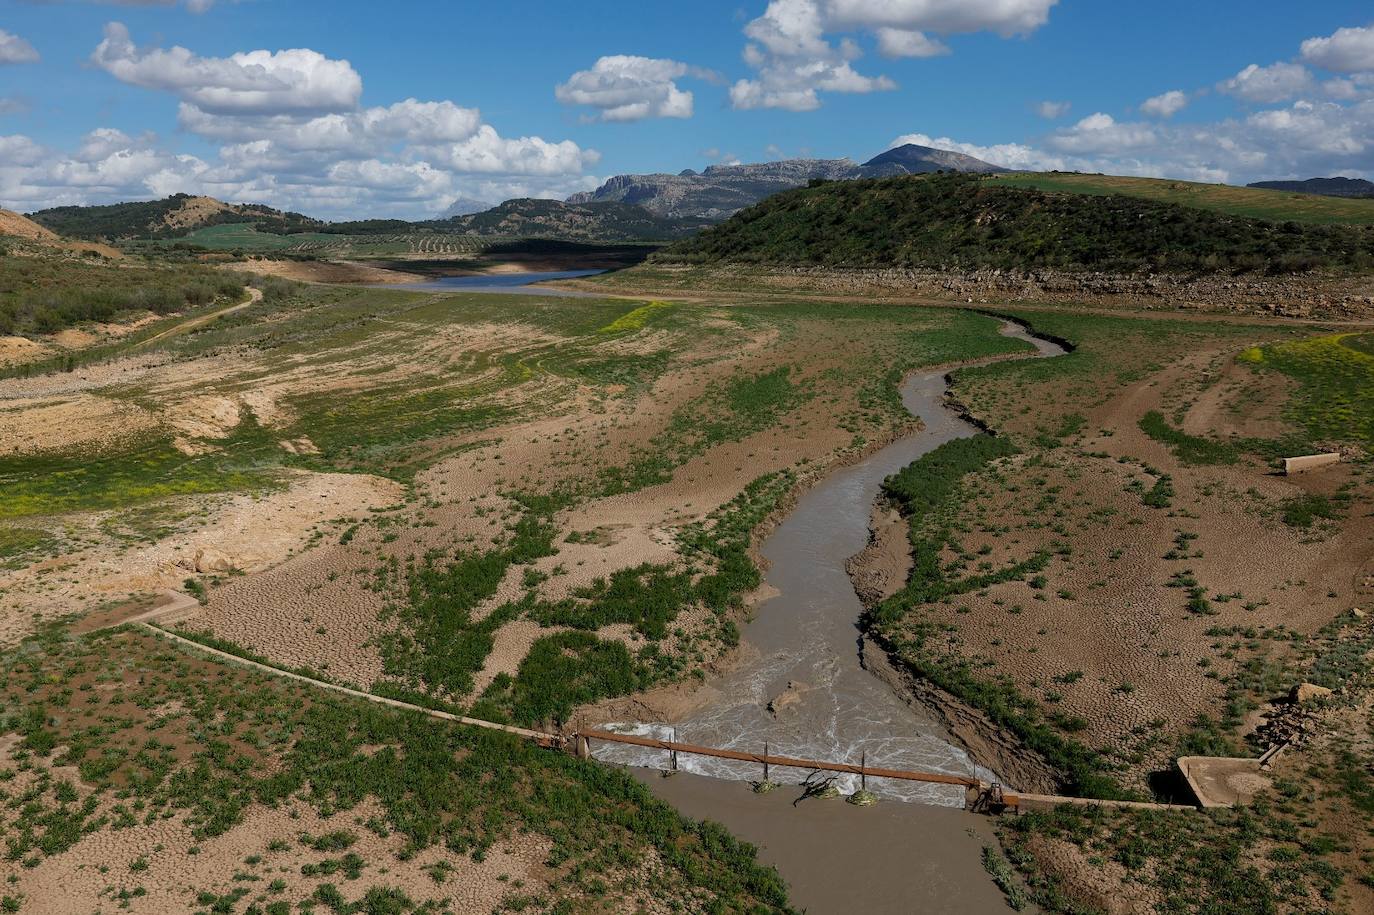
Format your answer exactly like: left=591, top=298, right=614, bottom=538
left=0, top=471, right=404, bottom=645
left=0, top=334, right=49, bottom=366
left=190, top=311, right=824, bottom=695
left=1, top=784, right=553, bottom=914
left=0, top=391, right=160, bottom=454
left=0, top=208, right=57, bottom=240
left=846, top=340, right=1374, bottom=790
left=633, top=769, right=1014, bottom=914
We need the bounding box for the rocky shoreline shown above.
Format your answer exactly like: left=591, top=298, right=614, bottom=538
left=666, top=264, right=1374, bottom=321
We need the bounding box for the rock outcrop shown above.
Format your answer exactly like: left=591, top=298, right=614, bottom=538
left=679, top=264, right=1374, bottom=321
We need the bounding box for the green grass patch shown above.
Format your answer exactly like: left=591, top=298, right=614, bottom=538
left=380, top=496, right=562, bottom=699
left=597, top=300, right=673, bottom=333
left=1138, top=411, right=1240, bottom=465
left=0, top=419, right=283, bottom=520
left=995, top=172, right=1374, bottom=226
left=1243, top=332, right=1374, bottom=448
left=1279, top=493, right=1345, bottom=529
left=1002, top=799, right=1346, bottom=914
left=480, top=631, right=643, bottom=727
left=597, top=365, right=810, bottom=495
left=0, top=526, right=59, bottom=569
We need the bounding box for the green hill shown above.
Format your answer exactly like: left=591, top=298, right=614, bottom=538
left=995, top=173, right=1374, bottom=226
left=29, top=194, right=321, bottom=240
left=430, top=198, right=710, bottom=242
left=659, top=173, right=1374, bottom=275
left=32, top=194, right=704, bottom=247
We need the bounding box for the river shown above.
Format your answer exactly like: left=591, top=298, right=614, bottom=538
left=593, top=321, right=1068, bottom=805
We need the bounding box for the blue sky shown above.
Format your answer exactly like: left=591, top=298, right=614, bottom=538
left=1, top=0, right=1373, bottom=218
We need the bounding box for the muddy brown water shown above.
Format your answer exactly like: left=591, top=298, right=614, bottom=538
left=595, top=321, right=1067, bottom=913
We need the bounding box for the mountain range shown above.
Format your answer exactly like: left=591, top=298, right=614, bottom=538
left=567, top=144, right=1006, bottom=219
left=1246, top=177, right=1374, bottom=199
left=19, top=144, right=1007, bottom=244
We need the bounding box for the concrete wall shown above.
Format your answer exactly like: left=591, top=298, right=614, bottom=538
left=1284, top=453, right=1341, bottom=475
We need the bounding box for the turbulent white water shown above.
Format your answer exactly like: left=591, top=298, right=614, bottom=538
left=593, top=321, right=1067, bottom=805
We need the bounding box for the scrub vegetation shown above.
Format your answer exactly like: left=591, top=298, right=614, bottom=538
left=0, top=626, right=793, bottom=913
left=0, top=255, right=246, bottom=336
left=661, top=173, right=1374, bottom=274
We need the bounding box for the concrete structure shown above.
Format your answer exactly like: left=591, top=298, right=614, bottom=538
left=1284, top=453, right=1341, bottom=474
left=1177, top=756, right=1273, bottom=808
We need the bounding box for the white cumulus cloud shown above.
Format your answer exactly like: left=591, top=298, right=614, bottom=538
left=1301, top=25, right=1374, bottom=73
left=556, top=56, right=706, bottom=122
left=890, top=88, right=1374, bottom=187
left=729, top=0, right=1058, bottom=111
left=1035, top=100, right=1071, bottom=119
left=92, top=22, right=363, bottom=115
left=421, top=126, right=599, bottom=176
left=825, top=0, right=1058, bottom=37
left=1047, top=113, right=1158, bottom=153
left=1219, top=62, right=1315, bottom=104
left=0, top=29, right=40, bottom=65
left=729, top=0, right=896, bottom=111
left=874, top=28, right=949, bottom=58
left=0, top=26, right=602, bottom=218
left=1140, top=89, right=1188, bottom=118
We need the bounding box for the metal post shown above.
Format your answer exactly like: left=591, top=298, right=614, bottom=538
left=763, top=742, right=770, bottom=783
left=861, top=751, right=867, bottom=791
left=670, top=728, right=678, bottom=771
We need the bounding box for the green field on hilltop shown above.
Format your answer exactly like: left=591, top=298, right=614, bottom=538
left=996, top=172, right=1374, bottom=225
left=157, top=222, right=338, bottom=251
left=151, top=223, right=501, bottom=257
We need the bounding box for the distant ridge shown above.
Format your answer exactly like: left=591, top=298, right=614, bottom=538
left=860, top=143, right=1007, bottom=176
left=429, top=197, right=711, bottom=242
left=568, top=144, right=1006, bottom=220
left=441, top=196, right=499, bottom=218
left=1247, top=177, right=1374, bottom=199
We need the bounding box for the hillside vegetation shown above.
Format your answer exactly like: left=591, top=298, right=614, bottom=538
left=0, top=255, right=244, bottom=336
left=660, top=173, right=1374, bottom=274
left=30, top=194, right=706, bottom=247
left=432, top=197, right=709, bottom=241
left=997, top=172, right=1374, bottom=225
left=29, top=193, right=320, bottom=240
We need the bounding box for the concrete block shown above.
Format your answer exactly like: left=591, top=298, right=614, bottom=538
left=1284, top=453, right=1341, bottom=475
